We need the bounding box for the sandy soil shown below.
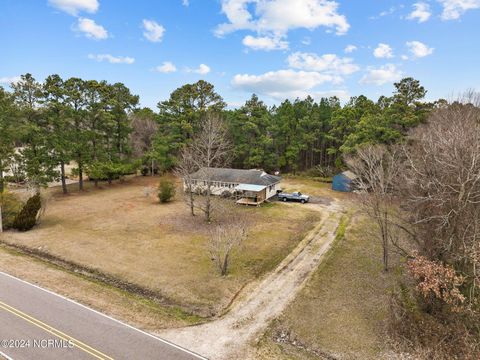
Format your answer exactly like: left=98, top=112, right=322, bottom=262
left=158, top=200, right=345, bottom=360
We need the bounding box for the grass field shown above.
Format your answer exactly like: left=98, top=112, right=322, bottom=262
left=1, top=176, right=321, bottom=317
left=250, top=214, right=397, bottom=360
left=281, top=176, right=351, bottom=202
left=0, top=244, right=202, bottom=330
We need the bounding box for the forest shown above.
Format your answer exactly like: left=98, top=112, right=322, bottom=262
left=0, top=73, right=442, bottom=195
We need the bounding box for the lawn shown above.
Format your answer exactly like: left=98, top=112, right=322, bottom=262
left=250, top=214, right=397, bottom=360
left=1, top=176, right=321, bottom=317
left=281, top=175, right=351, bottom=202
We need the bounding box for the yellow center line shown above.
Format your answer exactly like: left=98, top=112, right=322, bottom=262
left=0, top=300, right=114, bottom=360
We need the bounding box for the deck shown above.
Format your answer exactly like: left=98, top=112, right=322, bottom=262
left=235, top=197, right=265, bottom=206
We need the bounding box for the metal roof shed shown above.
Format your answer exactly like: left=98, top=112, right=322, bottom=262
left=332, top=171, right=358, bottom=192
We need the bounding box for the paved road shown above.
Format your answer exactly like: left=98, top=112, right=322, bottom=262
left=0, top=272, right=206, bottom=360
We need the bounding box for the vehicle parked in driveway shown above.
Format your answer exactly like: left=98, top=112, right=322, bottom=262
left=277, top=191, right=310, bottom=204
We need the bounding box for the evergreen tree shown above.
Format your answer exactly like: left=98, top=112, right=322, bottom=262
left=154, top=80, right=226, bottom=171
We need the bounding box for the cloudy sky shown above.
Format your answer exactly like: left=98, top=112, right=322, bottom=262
left=1, top=0, right=479, bottom=108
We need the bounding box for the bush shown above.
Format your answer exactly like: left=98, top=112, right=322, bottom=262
left=12, top=193, right=42, bottom=231
left=4, top=174, right=26, bottom=184
left=303, top=165, right=337, bottom=178
left=87, top=161, right=139, bottom=183
left=0, top=192, right=23, bottom=230
left=158, top=180, right=176, bottom=203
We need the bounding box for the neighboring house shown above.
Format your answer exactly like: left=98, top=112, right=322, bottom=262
left=332, top=170, right=358, bottom=192
left=184, top=167, right=282, bottom=205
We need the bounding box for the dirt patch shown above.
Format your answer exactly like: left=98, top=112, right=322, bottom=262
left=308, top=196, right=332, bottom=205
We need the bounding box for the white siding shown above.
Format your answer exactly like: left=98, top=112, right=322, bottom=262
left=184, top=179, right=281, bottom=199
left=266, top=182, right=280, bottom=199
left=183, top=180, right=238, bottom=196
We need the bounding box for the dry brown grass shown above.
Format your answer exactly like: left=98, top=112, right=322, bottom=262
left=250, top=215, right=396, bottom=360
left=0, top=245, right=201, bottom=330
left=281, top=176, right=353, bottom=202
left=1, top=176, right=319, bottom=316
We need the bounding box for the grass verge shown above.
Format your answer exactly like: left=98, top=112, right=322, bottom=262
left=0, top=244, right=205, bottom=330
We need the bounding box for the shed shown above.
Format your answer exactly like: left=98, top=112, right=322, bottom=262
left=332, top=171, right=358, bottom=192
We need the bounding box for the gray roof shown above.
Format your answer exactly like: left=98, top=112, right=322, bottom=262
left=342, top=170, right=358, bottom=180
left=189, top=168, right=281, bottom=186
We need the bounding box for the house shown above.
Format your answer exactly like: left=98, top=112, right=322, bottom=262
left=184, top=168, right=282, bottom=205
left=332, top=170, right=358, bottom=192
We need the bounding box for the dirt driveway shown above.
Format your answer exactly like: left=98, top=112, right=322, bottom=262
left=158, top=200, right=345, bottom=359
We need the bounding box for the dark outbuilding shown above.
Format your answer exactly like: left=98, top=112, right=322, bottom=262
left=332, top=171, right=358, bottom=192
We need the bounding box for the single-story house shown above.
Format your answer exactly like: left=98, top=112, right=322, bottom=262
left=184, top=167, right=282, bottom=205
left=332, top=170, right=358, bottom=192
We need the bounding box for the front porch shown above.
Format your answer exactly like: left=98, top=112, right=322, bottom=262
left=234, top=184, right=267, bottom=206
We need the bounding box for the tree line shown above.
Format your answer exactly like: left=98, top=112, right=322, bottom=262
left=149, top=77, right=440, bottom=175
left=1, top=73, right=442, bottom=194
left=0, top=73, right=139, bottom=194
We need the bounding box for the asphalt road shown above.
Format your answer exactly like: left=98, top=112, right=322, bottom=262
left=0, top=272, right=206, bottom=360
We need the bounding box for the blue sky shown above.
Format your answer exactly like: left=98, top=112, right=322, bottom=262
left=1, top=0, right=479, bottom=109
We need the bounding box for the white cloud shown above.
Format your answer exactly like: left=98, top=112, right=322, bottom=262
left=373, top=43, right=394, bottom=58
left=155, top=62, right=177, bottom=73
left=301, top=37, right=311, bottom=45
left=0, top=76, right=21, bottom=85
left=406, top=41, right=434, bottom=58
left=142, top=19, right=165, bottom=42
left=344, top=44, right=357, bottom=53
left=407, top=2, right=432, bottom=23
left=360, top=64, right=403, bottom=85
left=182, top=0, right=189, bottom=6
left=88, top=54, right=135, bottom=64
left=187, top=64, right=211, bottom=75
left=438, top=0, right=480, bottom=20
left=232, top=69, right=343, bottom=100
left=287, top=52, right=359, bottom=76
left=370, top=6, right=397, bottom=19
left=48, top=0, right=98, bottom=16
left=242, top=35, right=288, bottom=51
left=76, top=18, right=108, bottom=39
left=215, top=0, right=350, bottom=51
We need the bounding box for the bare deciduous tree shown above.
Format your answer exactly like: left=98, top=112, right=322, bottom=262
left=178, top=112, right=232, bottom=222
left=346, top=144, right=403, bottom=271
left=129, top=110, right=159, bottom=175
left=400, top=92, right=480, bottom=305
left=174, top=147, right=198, bottom=216
left=208, top=216, right=248, bottom=276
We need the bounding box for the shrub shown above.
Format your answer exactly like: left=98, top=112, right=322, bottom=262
left=12, top=193, right=42, bottom=231
left=4, top=174, right=26, bottom=184
left=87, top=162, right=139, bottom=183
left=303, top=165, right=337, bottom=178
left=0, top=192, right=23, bottom=230
left=158, top=180, right=176, bottom=203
